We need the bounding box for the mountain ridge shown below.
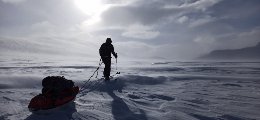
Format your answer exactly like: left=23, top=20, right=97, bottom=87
left=199, top=42, right=260, bottom=60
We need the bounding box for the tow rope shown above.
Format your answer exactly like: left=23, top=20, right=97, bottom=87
left=78, top=57, right=121, bottom=96
left=79, top=59, right=102, bottom=93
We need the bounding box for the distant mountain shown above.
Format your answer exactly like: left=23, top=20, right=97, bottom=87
left=199, top=42, right=260, bottom=60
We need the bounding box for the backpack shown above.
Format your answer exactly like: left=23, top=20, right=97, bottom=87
left=41, top=76, right=74, bottom=96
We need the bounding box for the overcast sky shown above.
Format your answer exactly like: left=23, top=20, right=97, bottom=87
left=0, top=0, right=260, bottom=59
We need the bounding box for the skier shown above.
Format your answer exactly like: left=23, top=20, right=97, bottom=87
left=99, top=38, right=118, bottom=80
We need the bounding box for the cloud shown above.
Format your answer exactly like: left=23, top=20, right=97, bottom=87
left=191, top=26, right=260, bottom=55
left=214, top=27, right=260, bottom=50
left=100, top=3, right=172, bottom=26
left=30, top=21, right=56, bottom=33
left=177, top=16, right=189, bottom=24
left=122, top=24, right=160, bottom=39
left=185, top=0, right=222, bottom=11
left=0, top=35, right=100, bottom=58
left=114, top=41, right=202, bottom=59
left=1, top=0, right=26, bottom=4
left=189, top=15, right=216, bottom=27
left=164, top=0, right=222, bottom=11
left=1, top=0, right=260, bottom=60
left=115, top=41, right=155, bottom=58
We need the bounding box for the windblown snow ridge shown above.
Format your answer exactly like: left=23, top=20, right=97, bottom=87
left=0, top=75, right=42, bottom=89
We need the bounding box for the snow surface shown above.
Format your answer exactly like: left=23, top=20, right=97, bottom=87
left=0, top=58, right=260, bottom=120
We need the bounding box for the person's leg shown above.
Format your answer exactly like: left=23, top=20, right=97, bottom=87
left=101, top=57, right=107, bottom=77
left=104, top=63, right=109, bottom=78
left=102, top=57, right=111, bottom=79
left=107, top=58, right=111, bottom=77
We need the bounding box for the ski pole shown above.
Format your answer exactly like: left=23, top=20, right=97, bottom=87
left=116, top=58, right=117, bottom=70
left=115, top=53, right=118, bottom=70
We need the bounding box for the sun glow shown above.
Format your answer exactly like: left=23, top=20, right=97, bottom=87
left=74, top=0, right=109, bottom=25
left=74, top=0, right=104, bottom=15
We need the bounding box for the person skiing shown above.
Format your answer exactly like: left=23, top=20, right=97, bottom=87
left=99, top=38, right=118, bottom=80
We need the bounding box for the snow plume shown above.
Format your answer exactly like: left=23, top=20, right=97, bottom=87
left=0, top=36, right=100, bottom=59
left=1, top=0, right=27, bottom=4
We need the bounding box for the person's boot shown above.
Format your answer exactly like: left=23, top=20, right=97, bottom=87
left=105, top=76, right=110, bottom=81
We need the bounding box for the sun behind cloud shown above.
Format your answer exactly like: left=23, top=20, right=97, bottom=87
left=74, top=0, right=110, bottom=25
left=74, top=0, right=104, bottom=15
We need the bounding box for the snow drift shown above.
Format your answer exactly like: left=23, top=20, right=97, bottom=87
left=0, top=59, right=260, bottom=120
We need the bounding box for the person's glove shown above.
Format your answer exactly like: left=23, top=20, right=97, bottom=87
left=114, top=53, right=118, bottom=58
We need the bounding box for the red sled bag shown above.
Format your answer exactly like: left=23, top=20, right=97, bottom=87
left=28, top=76, right=79, bottom=112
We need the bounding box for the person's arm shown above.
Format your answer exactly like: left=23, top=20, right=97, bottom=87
left=111, top=45, right=117, bottom=58
left=99, top=44, right=103, bottom=57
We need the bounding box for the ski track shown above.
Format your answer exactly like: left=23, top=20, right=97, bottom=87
left=0, top=60, right=260, bottom=120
